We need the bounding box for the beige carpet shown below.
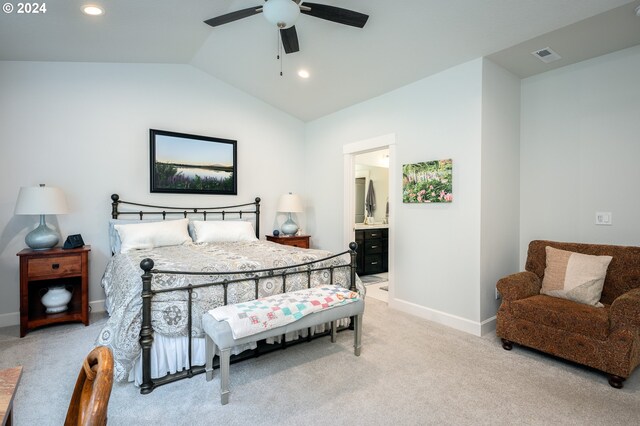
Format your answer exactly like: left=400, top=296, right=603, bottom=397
left=1, top=297, right=638, bottom=425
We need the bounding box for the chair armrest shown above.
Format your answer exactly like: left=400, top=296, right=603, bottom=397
left=496, top=271, right=541, bottom=301
left=610, top=288, right=640, bottom=329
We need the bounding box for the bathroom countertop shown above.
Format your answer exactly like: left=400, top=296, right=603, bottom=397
left=354, top=223, right=389, bottom=230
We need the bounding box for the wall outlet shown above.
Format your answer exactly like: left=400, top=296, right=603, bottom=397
left=595, top=212, right=612, bottom=226
left=495, top=288, right=501, bottom=300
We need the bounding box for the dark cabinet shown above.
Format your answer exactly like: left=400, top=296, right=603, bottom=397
left=355, top=228, right=388, bottom=276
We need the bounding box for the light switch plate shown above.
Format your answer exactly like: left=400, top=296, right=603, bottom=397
left=595, top=212, right=612, bottom=225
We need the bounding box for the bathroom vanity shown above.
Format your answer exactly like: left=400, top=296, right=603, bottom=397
left=354, top=225, right=388, bottom=276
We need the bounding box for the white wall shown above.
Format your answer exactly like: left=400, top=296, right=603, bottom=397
left=520, top=44, right=640, bottom=263
left=479, top=58, right=521, bottom=326
left=0, top=61, right=305, bottom=323
left=305, top=59, right=486, bottom=332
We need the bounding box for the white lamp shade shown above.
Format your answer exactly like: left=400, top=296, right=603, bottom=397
left=15, top=185, right=69, bottom=215
left=263, top=0, right=300, bottom=29
left=277, top=193, right=303, bottom=213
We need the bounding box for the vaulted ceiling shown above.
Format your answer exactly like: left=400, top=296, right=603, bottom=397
left=1, top=0, right=639, bottom=121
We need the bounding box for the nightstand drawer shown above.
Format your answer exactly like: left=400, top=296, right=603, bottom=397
left=287, top=240, right=309, bottom=249
left=28, top=255, right=81, bottom=279
left=266, top=235, right=310, bottom=249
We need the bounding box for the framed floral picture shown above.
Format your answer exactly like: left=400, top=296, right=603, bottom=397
left=402, top=159, right=452, bottom=203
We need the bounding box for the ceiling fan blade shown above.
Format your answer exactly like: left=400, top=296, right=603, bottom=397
left=300, top=2, right=368, bottom=28
left=280, top=26, right=300, bottom=54
left=204, top=6, right=262, bottom=27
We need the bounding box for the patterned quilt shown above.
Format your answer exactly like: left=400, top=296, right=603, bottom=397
left=97, top=240, right=363, bottom=381
left=210, top=285, right=360, bottom=339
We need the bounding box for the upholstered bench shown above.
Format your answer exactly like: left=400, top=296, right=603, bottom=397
left=203, top=286, right=364, bottom=405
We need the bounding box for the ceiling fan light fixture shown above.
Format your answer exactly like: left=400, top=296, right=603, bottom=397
left=263, top=0, right=300, bottom=29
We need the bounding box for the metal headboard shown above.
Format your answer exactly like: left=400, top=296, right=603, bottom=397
left=110, top=194, right=261, bottom=238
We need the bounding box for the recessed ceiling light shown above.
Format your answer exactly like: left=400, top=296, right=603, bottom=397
left=82, top=5, right=104, bottom=16
left=297, top=69, right=310, bottom=79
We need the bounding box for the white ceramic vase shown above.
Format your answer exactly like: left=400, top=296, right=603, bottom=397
left=41, top=285, right=72, bottom=314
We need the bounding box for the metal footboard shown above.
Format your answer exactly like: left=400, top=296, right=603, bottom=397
left=138, top=242, right=359, bottom=394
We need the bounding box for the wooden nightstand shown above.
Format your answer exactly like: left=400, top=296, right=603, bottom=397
left=17, top=246, right=91, bottom=337
left=266, top=234, right=310, bottom=249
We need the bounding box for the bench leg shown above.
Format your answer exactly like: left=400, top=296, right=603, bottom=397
left=331, top=320, right=337, bottom=343
left=205, top=335, right=214, bottom=382
left=220, top=348, right=231, bottom=405
left=354, top=313, right=362, bottom=356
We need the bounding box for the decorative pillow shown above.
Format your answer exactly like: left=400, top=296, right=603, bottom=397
left=192, top=220, right=257, bottom=243
left=540, top=246, right=612, bottom=307
left=114, top=218, right=192, bottom=253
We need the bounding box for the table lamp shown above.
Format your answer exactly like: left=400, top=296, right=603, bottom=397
left=277, top=192, right=303, bottom=236
left=15, top=184, right=69, bottom=250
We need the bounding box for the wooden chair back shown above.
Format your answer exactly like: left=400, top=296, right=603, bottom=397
left=65, top=346, right=114, bottom=426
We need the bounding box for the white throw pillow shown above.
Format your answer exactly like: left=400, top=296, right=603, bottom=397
left=192, top=220, right=257, bottom=243
left=114, top=218, right=192, bottom=253
left=540, top=246, right=612, bottom=307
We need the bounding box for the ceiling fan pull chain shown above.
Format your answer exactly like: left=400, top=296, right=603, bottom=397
left=278, top=30, right=283, bottom=76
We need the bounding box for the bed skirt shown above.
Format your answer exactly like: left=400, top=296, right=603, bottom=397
left=128, top=320, right=347, bottom=385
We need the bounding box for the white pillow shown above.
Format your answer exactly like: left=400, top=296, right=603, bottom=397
left=192, top=220, right=257, bottom=243
left=114, top=218, right=192, bottom=253
left=109, top=218, right=190, bottom=254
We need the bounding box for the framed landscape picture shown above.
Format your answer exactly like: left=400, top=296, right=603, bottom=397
left=402, top=159, right=452, bottom=203
left=150, top=129, right=237, bottom=195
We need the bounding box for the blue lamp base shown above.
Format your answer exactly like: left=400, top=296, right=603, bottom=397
left=280, top=213, right=299, bottom=236
left=25, top=215, right=60, bottom=250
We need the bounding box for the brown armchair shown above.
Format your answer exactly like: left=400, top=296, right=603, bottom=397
left=496, top=240, right=640, bottom=388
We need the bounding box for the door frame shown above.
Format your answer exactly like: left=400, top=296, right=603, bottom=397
left=343, top=134, right=396, bottom=300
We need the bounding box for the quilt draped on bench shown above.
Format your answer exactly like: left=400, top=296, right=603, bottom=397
left=209, top=285, right=360, bottom=339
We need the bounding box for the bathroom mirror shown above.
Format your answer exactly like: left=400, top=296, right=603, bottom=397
left=355, top=177, right=366, bottom=223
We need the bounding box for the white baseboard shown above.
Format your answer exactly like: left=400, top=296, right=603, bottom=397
left=90, top=299, right=106, bottom=313
left=388, top=297, right=496, bottom=337
left=480, top=315, right=497, bottom=336
left=0, top=299, right=107, bottom=328
left=0, top=311, right=19, bottom=329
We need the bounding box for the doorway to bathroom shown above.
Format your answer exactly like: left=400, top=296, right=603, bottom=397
left=343, top=134, right=396, bottom=304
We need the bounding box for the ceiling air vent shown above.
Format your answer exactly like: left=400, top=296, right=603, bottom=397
left=532, top=47, right=561, bottom=64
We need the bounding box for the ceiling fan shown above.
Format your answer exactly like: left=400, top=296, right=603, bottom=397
left=204, top=0, right=369, bottom=54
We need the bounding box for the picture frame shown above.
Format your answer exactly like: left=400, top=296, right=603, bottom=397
left=150, top=129, right=237, bottom=195
left=402, top=158, right=452, bottom=203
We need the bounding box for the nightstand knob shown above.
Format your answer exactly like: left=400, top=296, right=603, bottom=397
left=52, top=263, right=60, bottom=269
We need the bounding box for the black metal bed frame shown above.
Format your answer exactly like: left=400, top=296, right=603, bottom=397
left=110, top=194, right=358, bottom=394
